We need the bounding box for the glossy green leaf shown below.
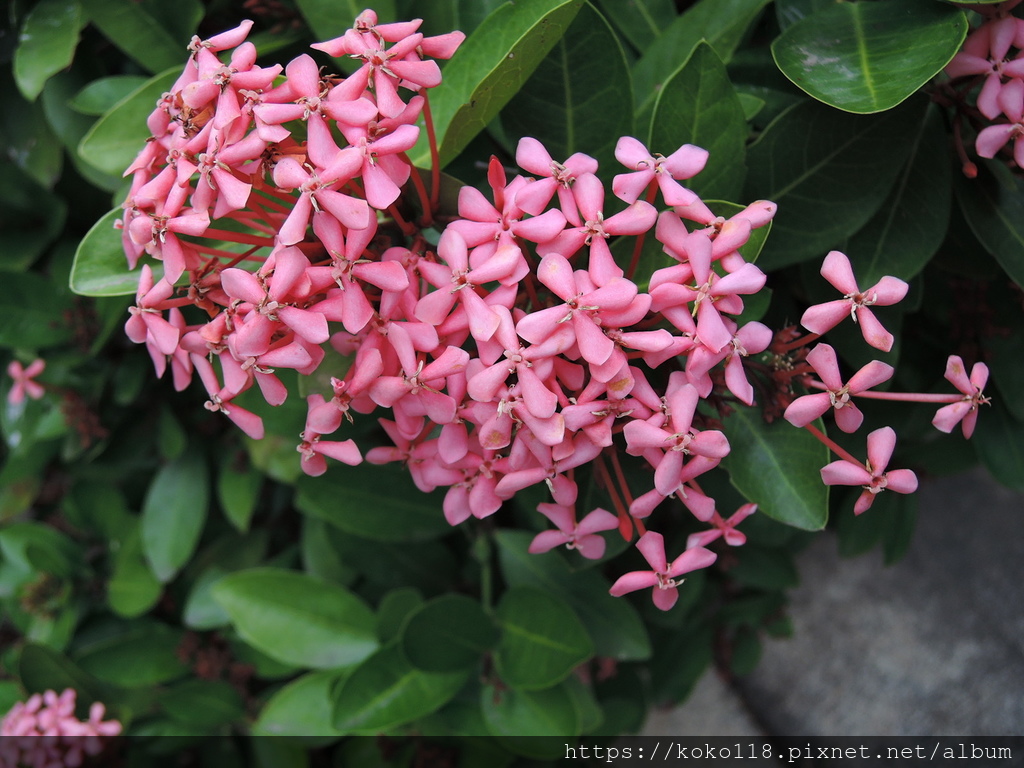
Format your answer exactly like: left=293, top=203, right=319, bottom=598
left=720, top=403, right=829, bottom=530
left=376, top=587, right=423, bottom=643
left=494, top=586, right=593, bottom=690
left=70, top=76, right=149, bottom=116
left=955, top=160, right=1024, bottom=288
left=728, top=547, right=799, bottom=590
left=107, top=522, right=163, bottom=618
left=301, top=517, right=357, bottom=586
left=418, top=0, right=507, bottom=40
left=253, top=670, right=348, bottom=737
left=845, top=103, right=950, bottom=286
left=183, top=533, right=270, bottom=630
left=14, top=0, right=84, bottom=101
left=502, top=2, right=632, bottom=176
left=0, top=157, right=66, bottom=268
left=650, top=42, right=747, bottom=201
left=744, top=98, right=924, bottom=269
left=633, top=0, right=770, bottom=115
left=481, top=681, right=579, bottom=743
left=332, top=644, right=468, bottom=733
left=400, top=594, right=498, bottom=673
left=160, top=679, right=244, bottom=728
left=418, top=0, right=585, bottom=167
left=773, top=0, right=966, bottom=114
left=973, top=400, right=1024, bottom=493
left=80, top=0, right=184, bottom=73
left=74, top=621, right=189, bottom=687
left=984, top=332, right=1024, bottom=423
left=593, top=0, right=674, bottom=52
left=70, top=210, right=148, bottom=297
left=141, top=451, right=209, bottom=582
left=212, top=568, right=378, bottom=669
left=495, top=530, right=650, bottom=661
left=77, top=68, right=179, bottom=177
left=295, top=463, right=451, bottom=541
left=774, top=0, right=833, bottom=30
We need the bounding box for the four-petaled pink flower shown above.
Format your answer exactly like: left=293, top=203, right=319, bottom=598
left=528, top=504, right=619, bottom=560
left=784, top=344, right=893, bottom=433
left=932, top=355, right=991, bottom=438
left=6, top=359, right=45, bottom=405
left=609, top=531, right=717, bottom=610
left=820, top=426, right=918, bottom=515
left=801, top=251, right=908, bottom=352
left=686, top=503, right=757, bottom=549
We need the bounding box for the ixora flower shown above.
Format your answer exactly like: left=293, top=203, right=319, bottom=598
left=6, top=358, right=45, bottom=405
left=609, top=531, right=717, bottom=610
left=932, top=355, right=991, bottom=438
left=801, top=251, right=908, bottom=352
left=1, top=689, right=121, bottom=768
left=820, top=427, right=918, bottom=515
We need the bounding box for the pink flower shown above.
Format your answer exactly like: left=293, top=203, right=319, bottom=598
left=784, top=344, right=894, bottom=433
left=932, top=355, right=991, bottom=438
left=609, top=531, right=717, bottom=610
left=1, top=689, right=121, bottom=767
left=612, top=137, right=708, bottom=206
left=820, top=426, right=918, bottom=515
left=801, top=251, right=908, bottom=352
left=528, top=504, right=619, bottom=559
left=686, top=503, right=757, bottom=549
left=6, top=358, right=45, bottom=405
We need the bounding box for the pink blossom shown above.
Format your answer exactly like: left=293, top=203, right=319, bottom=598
left=612, top=137, right=708, bottom=206
left=820, top=426, right=918, bottom=515
left=529, top=504, right=619, bottom=559
left=932, top=355, right=991, bottom=438
left=784, top=344, right=894, bottom=433
left=609, top=531, right=717, bottom=610
left=686, top=503, right=757, bottom=549
left=800, top=251, right=908, bottom=352
left=1, top=689, right=121, bottom=767
left=6, top=358, right=45, bottom=405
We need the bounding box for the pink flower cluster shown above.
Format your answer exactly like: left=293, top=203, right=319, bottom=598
left=0, top=689, right=121, bottom=768
left=946, top=6, right=1024, bottom=166
left=117, top=12, right=782, bottom=609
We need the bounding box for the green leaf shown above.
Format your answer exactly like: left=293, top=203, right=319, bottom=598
left=160, top=679, right=244, bottom=728
left=70, top=210, right=146, bottom=296
left=633, top=0, right=770, bottom=115
left=744, top=98, right=925, bottom=270
left=296, top=0, right=395, bottom=42
left=649, top=42, right=747, bottom=201
left=216, top=453, right=263, bottom=533
left=772, top=0, right=967, bottom=114
left=720, top=403, right=829, bottom=530
left=592, top=0, right=674, bottom=52
left=141, top=451, right=209, bottom=582
left=0, top=83, right=65, bottom=192
left=494, top=586, right=593, bottom=690
left=107, top=522, right=163, bottom=618
left=0, top=272, right=75, bottom=349
left=495, top=530, right=650, bottom=661
left=74, top=621, right=189, bottom=687
left=417, top=0, right=585, bottom=168
left=376, top=587, right=423, bottom=643
left=253, top=670, right=348, bottom=738
left=502, top=2, right=632, bottom=176
left=70, top=75, right=149, bottom=116
left=79, top=0, right=185, bottom=73
left=212, top=568, right=378, bottom=669
left=774, top=0, right=833, bottom=30
left=295, top=463, right=451, bottom=542
left=183, top=533, right=270, bottom=630
left=480, top=681, right=579, bottom=743
left=400, top=594, right=499, bottom=673
left=77, top=68, right=179, bottom=177
left=301, top=517, right=357, bottom=586
left=332, top=644, right=468, bottom=733
left=728, top=546, right=799, bottom=590
left=19, top=643, right=114, bottom=706
left=0, top=522, right=81, bottom=577
left=954, top=160, right=1024, bottom=288
left=845, top=103, right=950, bottom=286
left=985, top=332, right=1024, bottom=423
left=973, top=400, right=1024, bottom=493
left=14, top=0, right=84, bottom=101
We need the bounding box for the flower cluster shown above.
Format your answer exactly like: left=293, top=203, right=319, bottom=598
left=945, top=4, right=1024, bottom=169
left=116, top=10, right=993, bottom=609
left=1, top=689, right=121, bottom=767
